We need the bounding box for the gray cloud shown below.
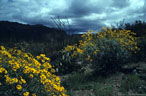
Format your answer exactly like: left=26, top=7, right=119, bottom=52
left=0, top=0, right=145, bottom=33
left=142, top=1, right=146, bottom=19
left=111, top=0, right=130, bottom=8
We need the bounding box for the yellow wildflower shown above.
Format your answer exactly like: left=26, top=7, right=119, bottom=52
left=65, top=45, right=74, bottom=51
left=32, top=93, right=37, bottom=96
left=23, top=91, right=29, bottom=96
left=29, top=74, right=34, bottom=78
left=40, top=54, right=45, bottom=57
left=0, top=46, right=5, bottom=50
left=16, top=84, right=22, bottom=91
left=20, top=76, right=26, bottom=84
left=36, top=56, right=41, bottom=59
left=13, top=78, right=18, bottom=83
left=76, top=48, right=83, bottom=54
left=40, top=74, right=46, bottom=80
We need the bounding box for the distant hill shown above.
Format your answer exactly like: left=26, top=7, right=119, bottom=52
left=0, top=21, right=67, bottom=42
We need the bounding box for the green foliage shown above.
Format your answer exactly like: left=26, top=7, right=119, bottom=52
left=125, top=20, right=146, bottom=37
left=62, top=72, right=115, bottom=96
left=92, top=38, right=129, bottom=73
left=62, top=72, right=88, bottom=90
left=52, top=51, right=82, bottom=75
left=120, top=74, right=146, bottom=93
left=66, top=90, right=75, bottom=96
left=52, top=35, right=83, bottom=75
left=133, top=36, right=146, bottom=62
left=93, top=83, right=114, bottom=96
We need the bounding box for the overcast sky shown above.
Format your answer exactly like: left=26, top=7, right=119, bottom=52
left=0, top=0, right=146, bottom=34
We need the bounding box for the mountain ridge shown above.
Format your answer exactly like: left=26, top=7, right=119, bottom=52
left=0, top=21, right=67, bottom=42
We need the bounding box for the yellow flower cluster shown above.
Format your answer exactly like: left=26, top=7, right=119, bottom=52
left=5, top=75, right=18, bottom=84
left=64, top=30, right=99, bottom=62
left=0, top=67, right=7, bottom=74
left=0, top=46, right=67, bottom=96
left=97, top=27, right=139, bottom=53
left=63, top=27, right=139, bottom=64
left=64, top=45, right=75, bottom=51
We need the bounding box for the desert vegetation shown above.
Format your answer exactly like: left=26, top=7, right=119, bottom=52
left=0, top=20, right=146, bottom=96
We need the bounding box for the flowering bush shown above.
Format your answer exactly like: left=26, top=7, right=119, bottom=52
left=93, top=27, right=139, bottom=73
left=0, top=46, right=67, bottom=96
left=97, top=27, right=139, bottom=52
left=54, top=33, right=98, bottom=74
left=62, top=27, right=139, bottom=73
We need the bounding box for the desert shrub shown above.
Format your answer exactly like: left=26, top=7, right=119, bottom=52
left=133, top=36, right=146, bottom=62
left=53, top=32, right=97, bottom=74
left=93, top=38, right=130, bottom=73
left=52, top=50, right=82, bottom=75
left=0, top=46, right=67, bottom=96
left=61, top=27, right=139, bottom=74
left=92, top=27, right=139, bottom=73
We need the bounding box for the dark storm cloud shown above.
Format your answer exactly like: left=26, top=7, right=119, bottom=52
left=0, top=0, right=55, bottom=26
left=73, top=18, right=104, bottom=32
left=65, top=0, right=103, bottom=17
left=0, top=0, right=145, bottom=33
left=49, top=0, right=112, bottom=33
left=50, top=0, right=107, bottom=18
left=111, top=0, right=130, bottom=8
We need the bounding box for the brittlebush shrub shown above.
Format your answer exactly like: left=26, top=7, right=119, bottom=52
left=93, top=27, right=139, bottom=73
left=62, top=27, right=139, bottom=73
left=54, top=33, right=98, bottom=74
left=0, top=46, right=67, bottom=96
